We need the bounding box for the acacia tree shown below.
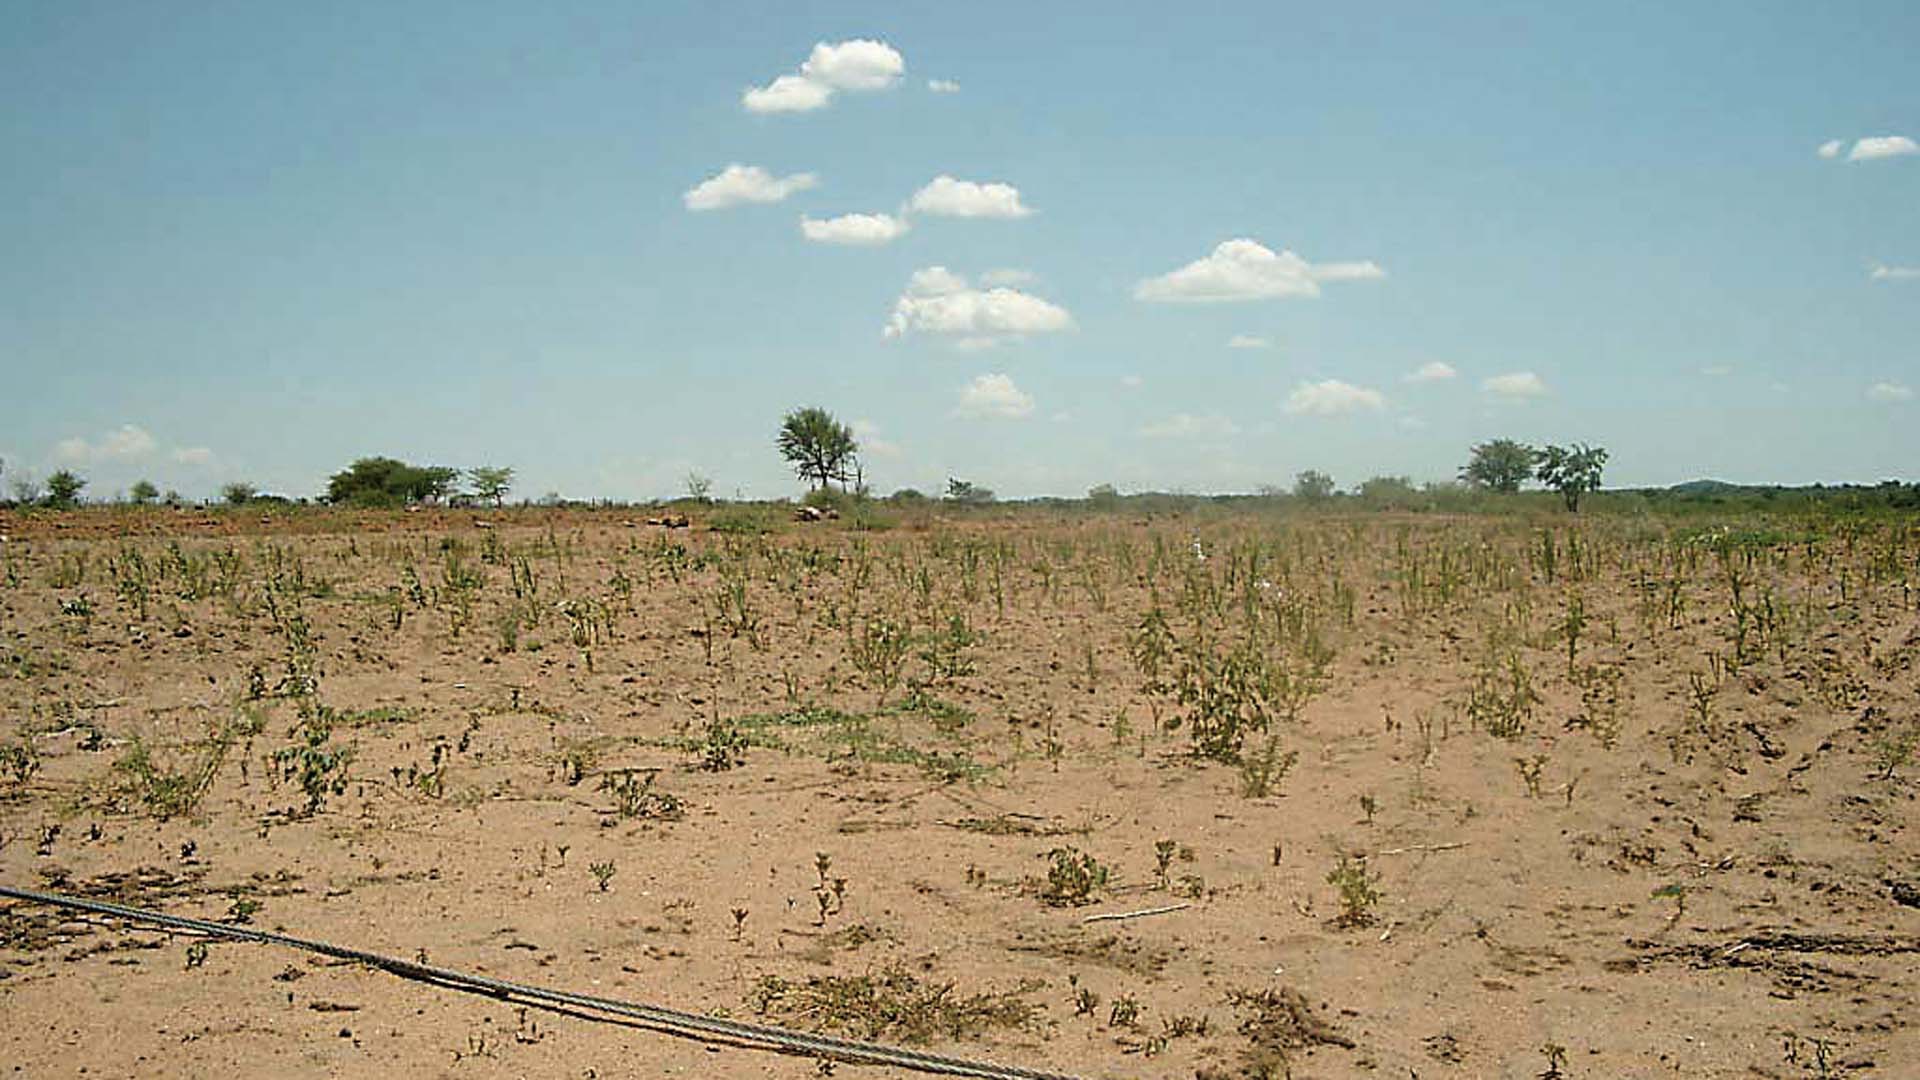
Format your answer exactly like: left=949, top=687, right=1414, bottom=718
left=1460, top=439, right=1537, bottom=493
left=326, top=457, right=460, bottom=506
left=1535, top=443, right=1608, bottom=512
left=45, top=470, right=86, bottom=508
left=777, top=407, right=858, bottom=492
left=1294, top=469, right=1336, bottom=500
left=129, top=480, right=159, bottom=505
left=468, top=466, right=515, bottom=507
left=683, top=471, right=714, bottom=503
left=945, top=478, right=995, bottom=505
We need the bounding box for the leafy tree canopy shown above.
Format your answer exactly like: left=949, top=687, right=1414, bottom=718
left=1461, top=439, right=1537, bottom=493
left=1294, top=470, right=1336, bottom=500
left=467, top=465, right=515, bottom=507
left=777, top=407, right=858, bottom=492
left=326, top=457, right=460, bottom=506
left=45, top=470, right=86, bottom=508
left=1535, top=443, right=1609, bottom=512
left=945, top=478, right=995, bottom=505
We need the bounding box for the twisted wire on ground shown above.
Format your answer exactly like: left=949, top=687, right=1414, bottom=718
left=0, top=884, right=1086, bottom=1080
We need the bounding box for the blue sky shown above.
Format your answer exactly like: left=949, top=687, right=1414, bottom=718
left=2, top=2, right=1916, bottom=502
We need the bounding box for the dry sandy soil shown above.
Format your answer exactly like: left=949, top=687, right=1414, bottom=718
left=2, top=506, right=1916, bottom=1078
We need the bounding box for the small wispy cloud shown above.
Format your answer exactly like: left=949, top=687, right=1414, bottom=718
left=1870, top=263, right=1919, bottom=281
left=799, top=212, right=909, bottom=245
left=1483, top=371, right=1549, bottom=400
left=1139, top=413, right=1240, bottom=439
left=1135, top=239, right=1384, bottom=303
left=683, top=164, right=818, bottom=211
left=954, top=373, right=1036, bottom=419
left=908, top=175, right=1034, bottom=219
left=1868, top=381, right=1913, bottom=402
left=1404, top=361, right=1457, bottom=383
left=1817, top=139, right=1844, bottom=159
left=1701, top=364, right=1734, bottom=377
left=927, top=78, right=960, bottom=93
left=52, top=424, right=215, bottom=471
left=1226, top=334, right=1272, bottom=350
left=852, top=419, right=902, bottom=457
left=1283, top=379, right=1386, bottom=416
left=1120, top=374, right=1143, bottom=389
left=55, top=424, right=158, bottom=464
left=1847, top=135, right=1918, bottom=162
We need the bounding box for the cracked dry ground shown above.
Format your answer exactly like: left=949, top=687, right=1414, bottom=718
left=1, top=507, right=1916, bottom=1078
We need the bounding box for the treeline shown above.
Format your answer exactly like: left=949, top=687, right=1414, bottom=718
left=321, top=458, right=515, bottom=508
left=5, top=446, right=1917, bottom=516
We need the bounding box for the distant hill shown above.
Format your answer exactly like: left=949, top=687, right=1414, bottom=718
left=1668, top=479, right=1744, bottom=495
left=1622, top=477, right=1920, bottom=510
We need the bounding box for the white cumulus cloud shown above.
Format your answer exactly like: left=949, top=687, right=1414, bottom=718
left=800, top=212, right=909, bottom=245
left=1817, top=139, right=1844, bottom=159
left=741, top=74, right=833, bottom=114
left=927, top=79, right=961, bottom=93
left=1870, top=263, right=1919, bottom=281
left=1404, top=361, right=1458, bottom=383
left=743, top=39, right=905, bottom=113
left=1848, top=135, right=1918, bottom=161
left=1283, top=380, right=1386, bottom=416
left=1868, top=381, right=1913, bottom=402
left=1483, top=371, right=1549, bottom=400
left=1227, top=334, right=1272, bottom=350
left=884, top=267, right=1074, bottom=344
left=954, top=373, right=1035, bottom=419
left=908, top=175, right=1034, bottom=219
left=683, top=164, right=818, bottom=211
left=1135, top=239, right=1385, bottom=303
left=1140, top=413, right=1240, bottom=439
left=55, top=424, right=158, bottom=464
left=800, top=39, right=905, bottom=91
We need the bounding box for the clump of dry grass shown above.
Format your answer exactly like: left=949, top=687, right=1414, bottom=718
left=1198, top=987, right=1353, bottom=1079
left=749, top=966, right=1043, bottom=1044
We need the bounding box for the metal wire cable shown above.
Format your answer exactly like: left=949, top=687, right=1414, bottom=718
left=0, top=884, right=1085, bottom=1080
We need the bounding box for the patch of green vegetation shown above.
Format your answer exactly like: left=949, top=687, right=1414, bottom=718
left=1238, top=735, right=1298, bottom=798
left=599, top=769, right=683, bottom=820
left=1326, top=854, right=1381, bottom=928
left=268, top=712, right=354, bottom=816
left=726, top=705, right=995, bottom=782
left=107, top=709, right=263, bottom=820
left=1038, top=847, right=1111, bottom=907
left=750, top=966, right=1042, bottom=1045
left=944, top=815, right=1084, bottom=837
left=1, top=740, right=41, bottom=794
left=886, top=689, right=975, bottom=735
left=331, top=706, right=417, bottom=729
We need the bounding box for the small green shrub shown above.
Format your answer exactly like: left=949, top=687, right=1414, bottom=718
left=1039, top=847, right=1111, bottom=907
